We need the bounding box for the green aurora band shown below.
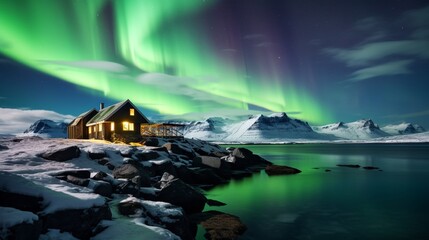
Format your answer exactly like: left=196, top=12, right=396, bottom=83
left=0, top=0, right=332, bottom=124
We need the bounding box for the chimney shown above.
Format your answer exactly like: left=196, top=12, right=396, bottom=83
left=100, top=103, right=104, bottom=110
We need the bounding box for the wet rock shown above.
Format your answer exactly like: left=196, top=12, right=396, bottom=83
left=363, top=166, right=379, bottom=170
left=192, top=168, right=227, bottom=185
left=265, top=165, right=301, bottom=176
left=337, top=164, right=360, bottom=168
left=163, top=143, right=196, bottom=159
left=190, top=210, right=247, bottom=240
left=206, top=199, right=227, bottom=207
left=40, top=146, right=80, bottom=162
left=231, top=170, right=252, bottom=179
left=66, top=175, right=89, bottom=187
left=157, top=173, right=207, bottom=214
left=92, top=181, right=112, bottom=197
left=43, top=204, right=112, bottom=239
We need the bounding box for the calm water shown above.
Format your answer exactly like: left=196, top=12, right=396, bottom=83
left=202, top=143, right=429, bottom=240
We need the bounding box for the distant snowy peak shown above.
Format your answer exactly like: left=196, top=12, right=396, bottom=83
left=381, top=123, right=426, bottom=135
left=247, top=112, right=313, bottom=132
left=314, top=119, right=389, bottom=140
left=23, top=119, right=67, bottom=138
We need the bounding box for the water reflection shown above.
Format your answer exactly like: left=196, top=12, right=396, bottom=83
left=203, top=143, right=429, bottom=240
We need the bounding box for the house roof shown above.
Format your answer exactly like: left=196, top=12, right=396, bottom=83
left=86, top=99, right=150, bottom=126
left=69, top=108, right=98, bottom=126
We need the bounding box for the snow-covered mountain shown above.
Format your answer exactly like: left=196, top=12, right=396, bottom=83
left=184, top=113, right=333, bottom=142
left=381, top=123, right=426, bottom=135
left=22, top=119, right=68, bottom=138
left=313, top=119, right=390, bottom=140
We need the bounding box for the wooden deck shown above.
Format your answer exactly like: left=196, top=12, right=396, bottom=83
left=140, top=123, right=184, bottom=138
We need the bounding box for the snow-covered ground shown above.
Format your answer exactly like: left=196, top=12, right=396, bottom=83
left=0, top=137, right=209, bottom=239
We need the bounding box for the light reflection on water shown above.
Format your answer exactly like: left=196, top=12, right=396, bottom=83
left=202, top=143, right=429, bottom=240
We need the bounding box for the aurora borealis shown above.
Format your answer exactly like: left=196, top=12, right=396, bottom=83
left=1, top=0, right=429, bottom=126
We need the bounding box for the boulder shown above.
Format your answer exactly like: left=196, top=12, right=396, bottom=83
left=105, top=162, right=115, bottom=170
left=40, top=146, right=80, bottom=161
left=134, top=151, right=160, bottom=161
left=52, top=170, right=90, bottom=179
left=194, top=156, right=222, bottom=169
left=66, top=175, right=89, bottom=187
left=265, top=165, right=301, bottom=176
left=157, top=173, right=207, bottom=214
left=151, top=160, right=177, bottom=177
left=223, top=148, right=270, bottom=170
left=142, top=137, right=159, bottom=147
left=112, top=163, right=151, bottom=187
left=97, top=158, right=109, bottom=165
left=206, top=199, right=227, bottom=207
left=0, top=208, right=42, bottom=240
left=363, top=166, right=379, bottom=170
left=0, top=190, right=44, bottom=213
left=337, top=164, right=360, bottom=168
left=43, top=204, right=112, bottom=239
left=120, top=147, right=137, bottom=157
left=190, top=210, right=247, bottom=240
left=192, top=168, right=226, bottom=186
left=118, top=198, right=192, bottom=240
left=92, top=171, right=108, bottom=180
left=92, top=181, right=112, bottom=197
left=88, top=150, right=106, bottom=160
left=163, top=143, right=196, bottom=159
left=149, top=146, right=169, bottom=152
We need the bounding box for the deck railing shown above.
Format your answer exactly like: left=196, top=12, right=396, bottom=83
left=140, top=123, right=184, bottom=138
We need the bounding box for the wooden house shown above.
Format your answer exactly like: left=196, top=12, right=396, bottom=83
left=67, top=108, right=98, bottom=139
left=85, top=99, right=150, bottom=141
left=68, top=99, right=184, bottom=141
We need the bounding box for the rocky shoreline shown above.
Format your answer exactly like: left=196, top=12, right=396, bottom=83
left=0, top=136, right=291, bottom=240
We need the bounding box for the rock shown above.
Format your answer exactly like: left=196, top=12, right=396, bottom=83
left=66, top=175, right=90, bottom=187
left=149, top=146, right=169, bottom=152
left=52, top=170, right=90, bottom=179
left=194, top=156, right=223, bottom=169
left=40, top=146, right=80, bottom=161
left=134, top=151, right=160, bottom=161
left=92, top=181, right=112, bottom=197
left=0, top=190, right=44, bottom=213
left=325, top=169, right=332, bottom=172
left=337, top=164, right=361, bottom=168
left=224, top=148, right=270, bottom=170
left=97, top=157, right=109, bottom=165
left=0, top=144, right=8, bottom=151
left=120, top=147, right=137, bottom=157
left=88, top=150, right=106, bottom=160
left=0, top=208, right=42, bottom=240
left=206, top=199, right=227, bottom=207
left=115, top=181, right=139, bottom=195
left=190, top=210, right=247, bottom=240
left=43, top=204, right=111, bottom=239
left=209, top=151, right=228, bottom=158
left=163, top=143, right=196, bottom=159
left=231, top=170, right=252, bottom=179
left=151, top=160, right=177, bottom=177
left=226, top=147, right=235, bottom=152
left=363, top=166, right=379, bottom=170
left=192, top=168, right=226, bottom=185
left=118, top=198, right=192, bottom=240
left=157, top=173, right=207, bottom=214
left=92, top=171, right=108, bottom=180
left=142, top=137, right=159, bottom=147
left=265, top=165, right=301, bottom=176
left=175, top=165, right=197, bottom=184
left=105, top=162, right=115, bottom=170
left=112, top=163, right=151, bottom=187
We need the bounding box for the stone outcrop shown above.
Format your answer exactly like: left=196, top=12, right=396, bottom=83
left=40, top=146, right=80, bottom=161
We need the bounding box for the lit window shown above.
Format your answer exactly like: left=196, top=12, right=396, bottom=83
left=98, top=123, right=102, bottom=132
left=130, top=108, right=135, bottom=116
left=123, top=122, right=134, bottom=131
left=111, top=122, right=115, bottom=131
left=93, top=126, right=96, bottom=133
left=89, top=127, right=92, bottom=134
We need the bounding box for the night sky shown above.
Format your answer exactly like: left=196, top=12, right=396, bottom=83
left=1, top=0, right=429, bottom=131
